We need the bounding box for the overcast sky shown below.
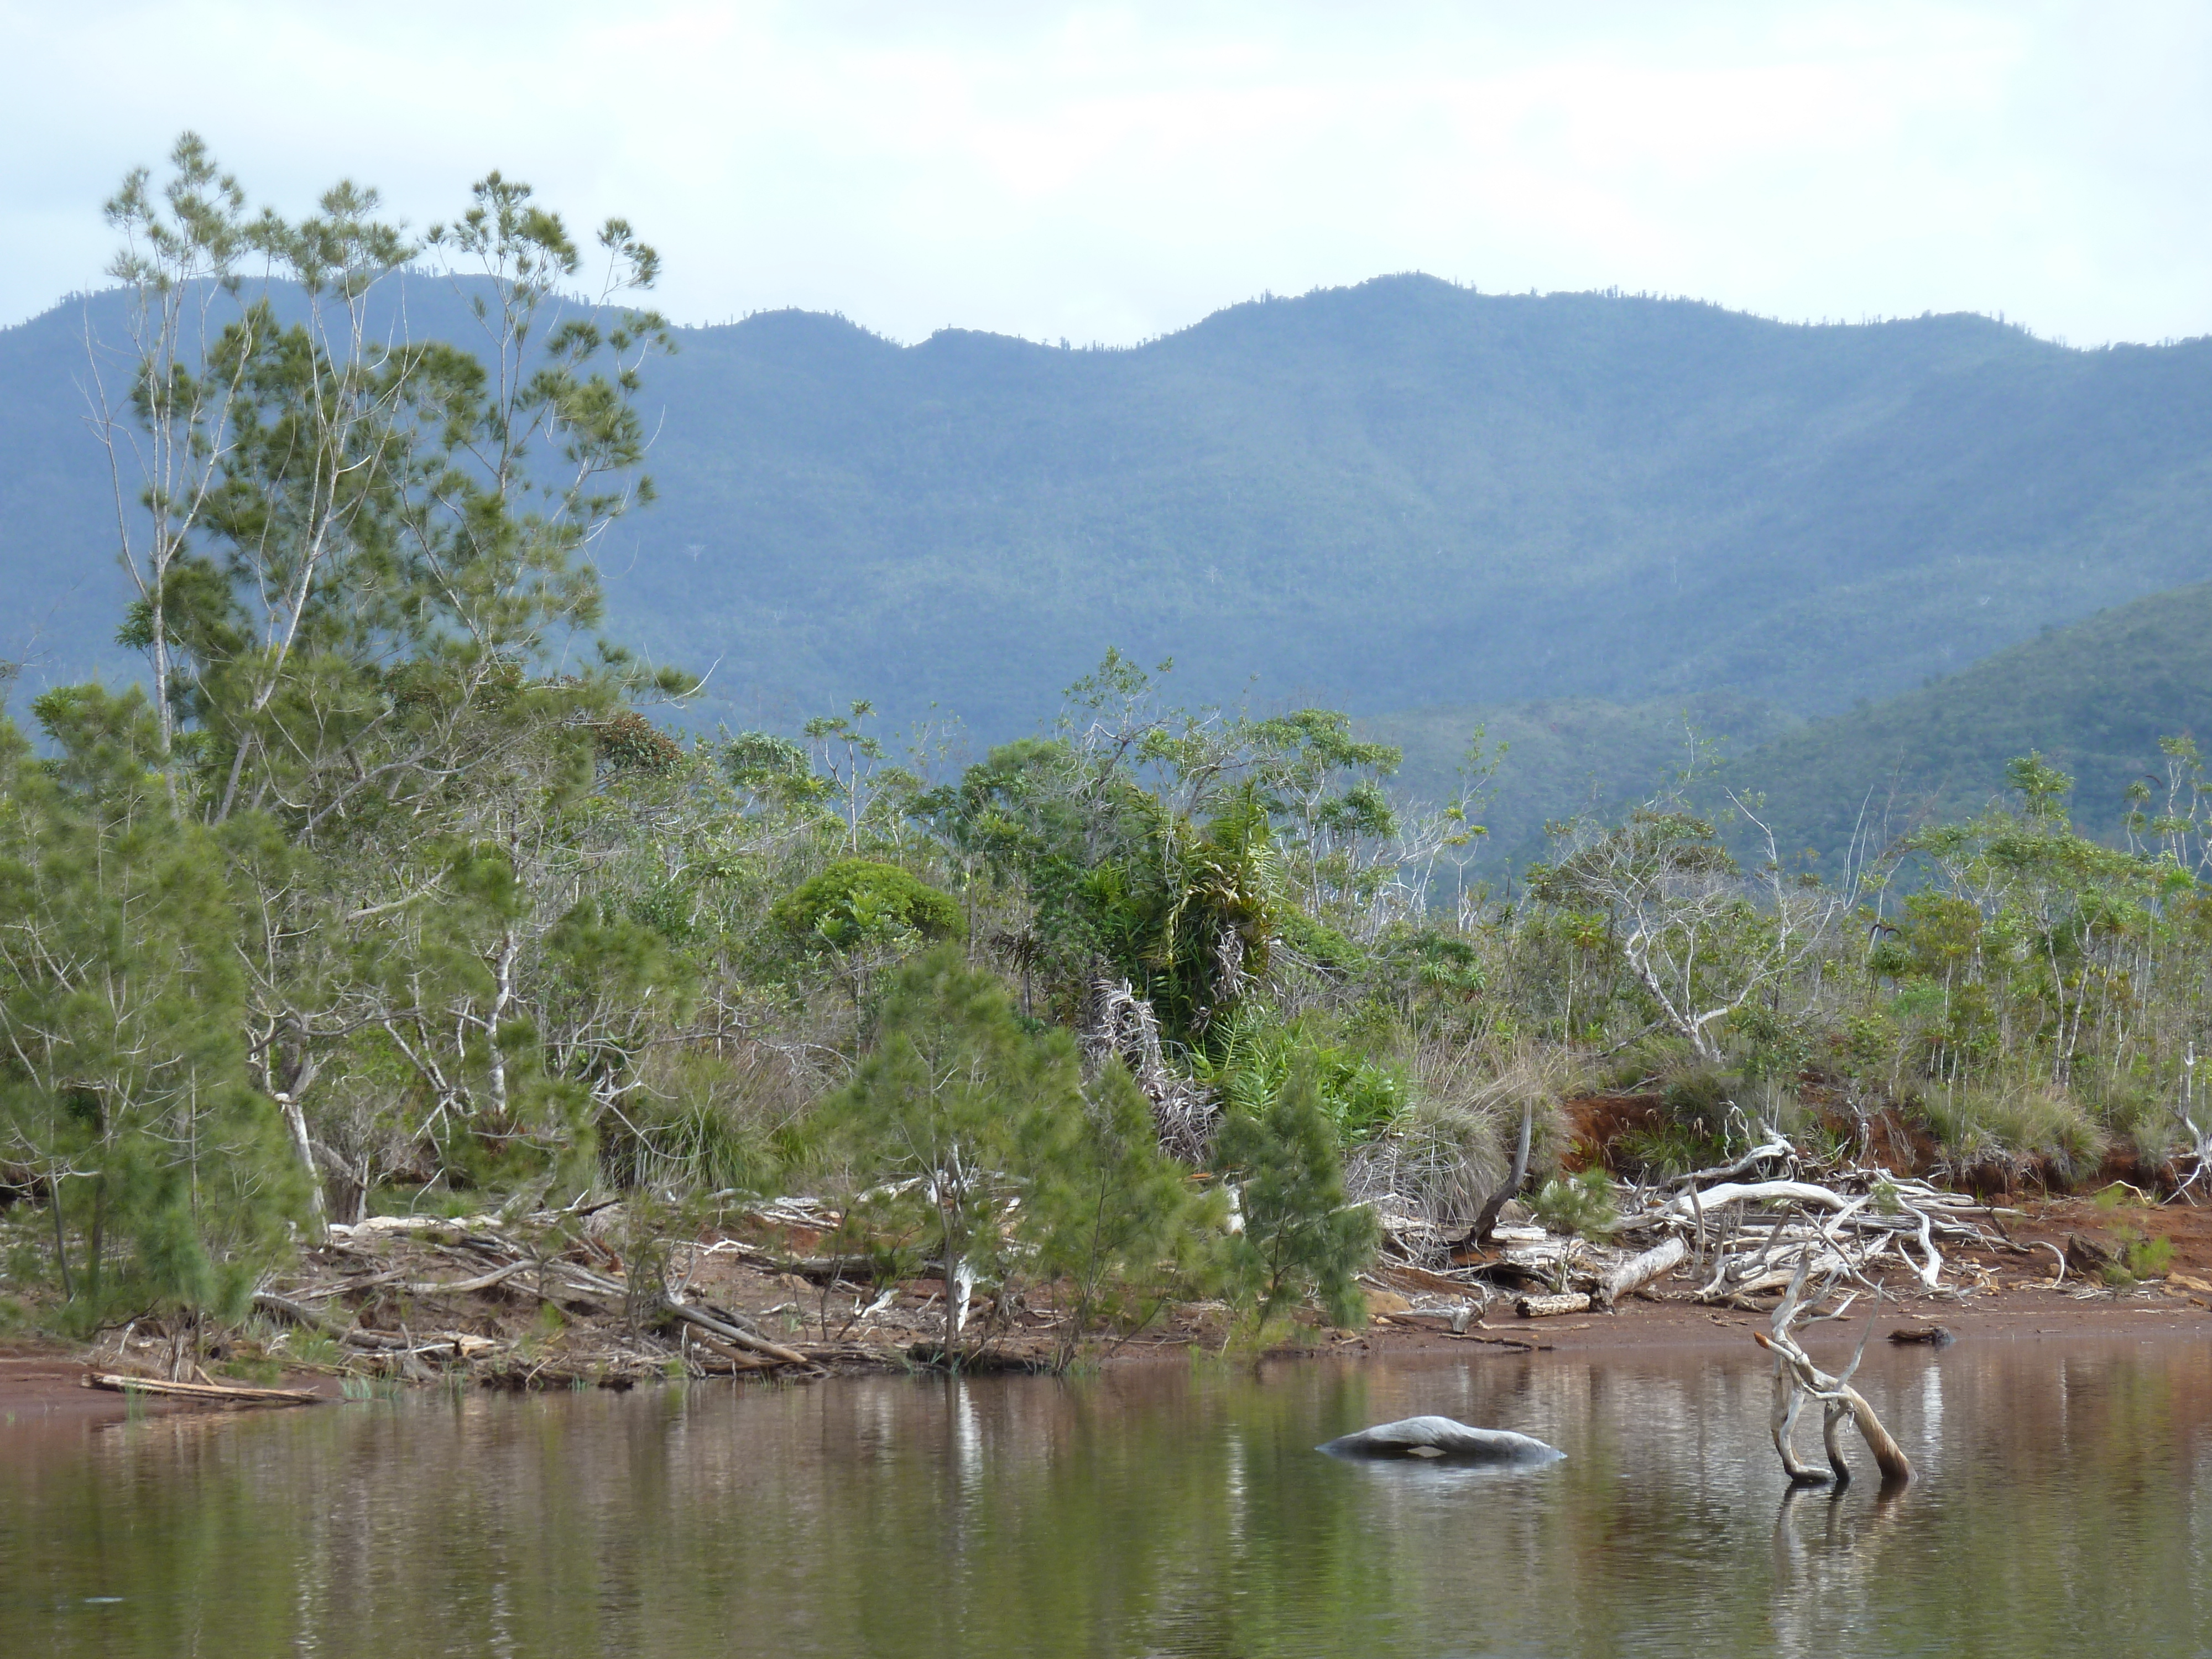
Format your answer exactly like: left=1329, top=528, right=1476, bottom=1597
left=7, top=2, right=2210, bottom=346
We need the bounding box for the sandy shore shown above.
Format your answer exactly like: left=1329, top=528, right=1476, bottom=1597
left=5, top=1260, right=2203, bottom=1433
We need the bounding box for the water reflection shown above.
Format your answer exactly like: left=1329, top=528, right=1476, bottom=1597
left=2, top=1335, right=2209, bottom=1657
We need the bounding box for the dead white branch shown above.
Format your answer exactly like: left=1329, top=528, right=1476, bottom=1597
left=1756, top=1262, right=1913, bottom=1486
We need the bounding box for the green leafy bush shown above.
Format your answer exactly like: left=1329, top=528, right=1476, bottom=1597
left=822, top=946, right=1206, bottom=1366
left=1022, top=1061, right=1214, bottom=1362
left=2125, top=1234, right=2176, bottom=1280
left=1197, top=1012, right=1406, bottom=1145
left=773, top=859, right=964, bottom=950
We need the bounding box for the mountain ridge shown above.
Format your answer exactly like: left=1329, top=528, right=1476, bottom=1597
left=4, top=273, right=2209, bottom=738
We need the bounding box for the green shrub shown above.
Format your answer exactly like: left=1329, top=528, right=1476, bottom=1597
left=1196, top=1011, right=1407, bottom=1146
left=1661, top=1065, right=1734, bottom=1133
left=1531, top=1168, right=1618, bottom=1238
left=1731, top=1002, right=1812, bottom=1084
left=2125, top=1234, right=2176, bottom=1280
left=1612, top=1063, right=1737, bottom=1178
left=1599, top=1035, right=1694, bottom=1093
left=773, top=859, right=964, bottom=950
left=599, top=1049, right=789, bottom=1194
left=2095, top=1081, right=2179, bottom=1167
left=1215, top=1060, right=1378, bottom=1331
left=820, top=944, right=1200, bottom=1365
left=1924, top=1084, right=2106, bottom=1187
left=1021, top=1061, right=1213, bottom=1363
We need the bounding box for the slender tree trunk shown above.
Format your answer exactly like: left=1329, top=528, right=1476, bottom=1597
left=486, top=928, right=521, bottom=1121
left=942, top=1216, right=964, bottom=1371
left=1463, top=1098, right=1534, bottom=1251
left=87, top=1175, right=106, bottom=1297
left=272, top=1032, right=327, bottom=1237
left=279, top=1094, right=327, bottom=1239
left=49, top=1179, right=74, bottom=1302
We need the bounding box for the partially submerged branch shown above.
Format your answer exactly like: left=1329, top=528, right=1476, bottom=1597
left=1756, top=1262, right=1913, bottom=1487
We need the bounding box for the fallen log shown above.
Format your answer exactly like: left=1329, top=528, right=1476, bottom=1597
left=776, top=1256, right=878, bottom=1285
left=1888, top=1325, right=1955, bottom=1347
left=682, top=1331, right=782, bottom=1373
left=395, top=1259, right=539, bottom=1297
left=665, top=1301, right=811, bottom=1367
left=85, top=1371, right=323, bottom=1407
left=549, top=1263, right=627, bottom=1298
left=1655, top=1180, right=1862, bottom=1222
left=330, top=1214, right=499, bottom=1238
left=1375, top=1307, right=1478, bottom=1333
left=1598, top=1235, right=1687, bottom=1308
left=1516, top=1292, right=1592, bottom=1318
left=340, top=1329, right=498, bottom=1359
left=797, top=1343, right=901, bottom=1365
left=1666, top=1138, right=1797, bottom=1190
left=253, top=1291, right=331, bottom=1331
left=1373, top=1263, right=1488, bottom=1298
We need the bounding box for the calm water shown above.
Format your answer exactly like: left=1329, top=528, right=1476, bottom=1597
left=4, top=1333, right=2212, bottom=1657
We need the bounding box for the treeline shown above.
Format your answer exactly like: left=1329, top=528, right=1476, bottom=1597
left=6, top=142, right=2212, bottom=1354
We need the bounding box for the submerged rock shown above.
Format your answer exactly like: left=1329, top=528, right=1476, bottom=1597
left=1318, top=1415, right=1565, bottom=1464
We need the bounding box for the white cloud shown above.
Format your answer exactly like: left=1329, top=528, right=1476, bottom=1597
left=4, top=1, right=2209, bottom=346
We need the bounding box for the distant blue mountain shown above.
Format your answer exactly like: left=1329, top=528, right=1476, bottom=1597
left=4, top=274, right=2209, bottom=743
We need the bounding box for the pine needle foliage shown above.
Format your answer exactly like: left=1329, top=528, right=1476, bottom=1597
left=1214, top=1060, right=1377, bottom=1333
left=0, top=691, right=304, bottom=1325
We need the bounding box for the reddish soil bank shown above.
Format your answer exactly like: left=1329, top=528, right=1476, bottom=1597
left=1347, top=1283, right=2211, bottom=1361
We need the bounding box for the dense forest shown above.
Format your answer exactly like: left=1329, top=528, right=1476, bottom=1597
left=9, top=209, right=2212, bottom=738
left=6, top=142, right=2212, bottom=1362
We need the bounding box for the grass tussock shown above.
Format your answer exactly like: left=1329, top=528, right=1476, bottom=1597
left=1918, top=1083, right=2109, bottom=1190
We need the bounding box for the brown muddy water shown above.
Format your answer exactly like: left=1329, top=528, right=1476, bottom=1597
left=3, top=1333, right=2210, bottom=1657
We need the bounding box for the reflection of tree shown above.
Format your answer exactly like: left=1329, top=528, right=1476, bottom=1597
left=1768, top=1483, right=1910, bottom=1659
left=14, top=1346, right=2212, bottom=1655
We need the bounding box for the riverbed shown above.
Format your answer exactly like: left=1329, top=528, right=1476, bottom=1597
left=4, top=1332, right=2209, bottom=1657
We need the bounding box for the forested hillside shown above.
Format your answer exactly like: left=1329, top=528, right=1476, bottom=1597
left=1728, top=579, right=2212, bottom=865
left=6, top=274, right=2212, bottom=733
left=1363, top=689, right=1797, bottom=869
left=1373, top=582, right=2212, bottom=874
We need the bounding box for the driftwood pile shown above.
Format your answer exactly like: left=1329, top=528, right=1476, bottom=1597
left=1370, top=1139, right=2013, bottom=1317
left=178, top=1125, right=2014, bottom=1403
left=1621, top=1150, right=2012, bottom=1302
left=234, top=1202, right=902, bottom=1388
left=1370, top=1141, right=1947, bottom=1488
